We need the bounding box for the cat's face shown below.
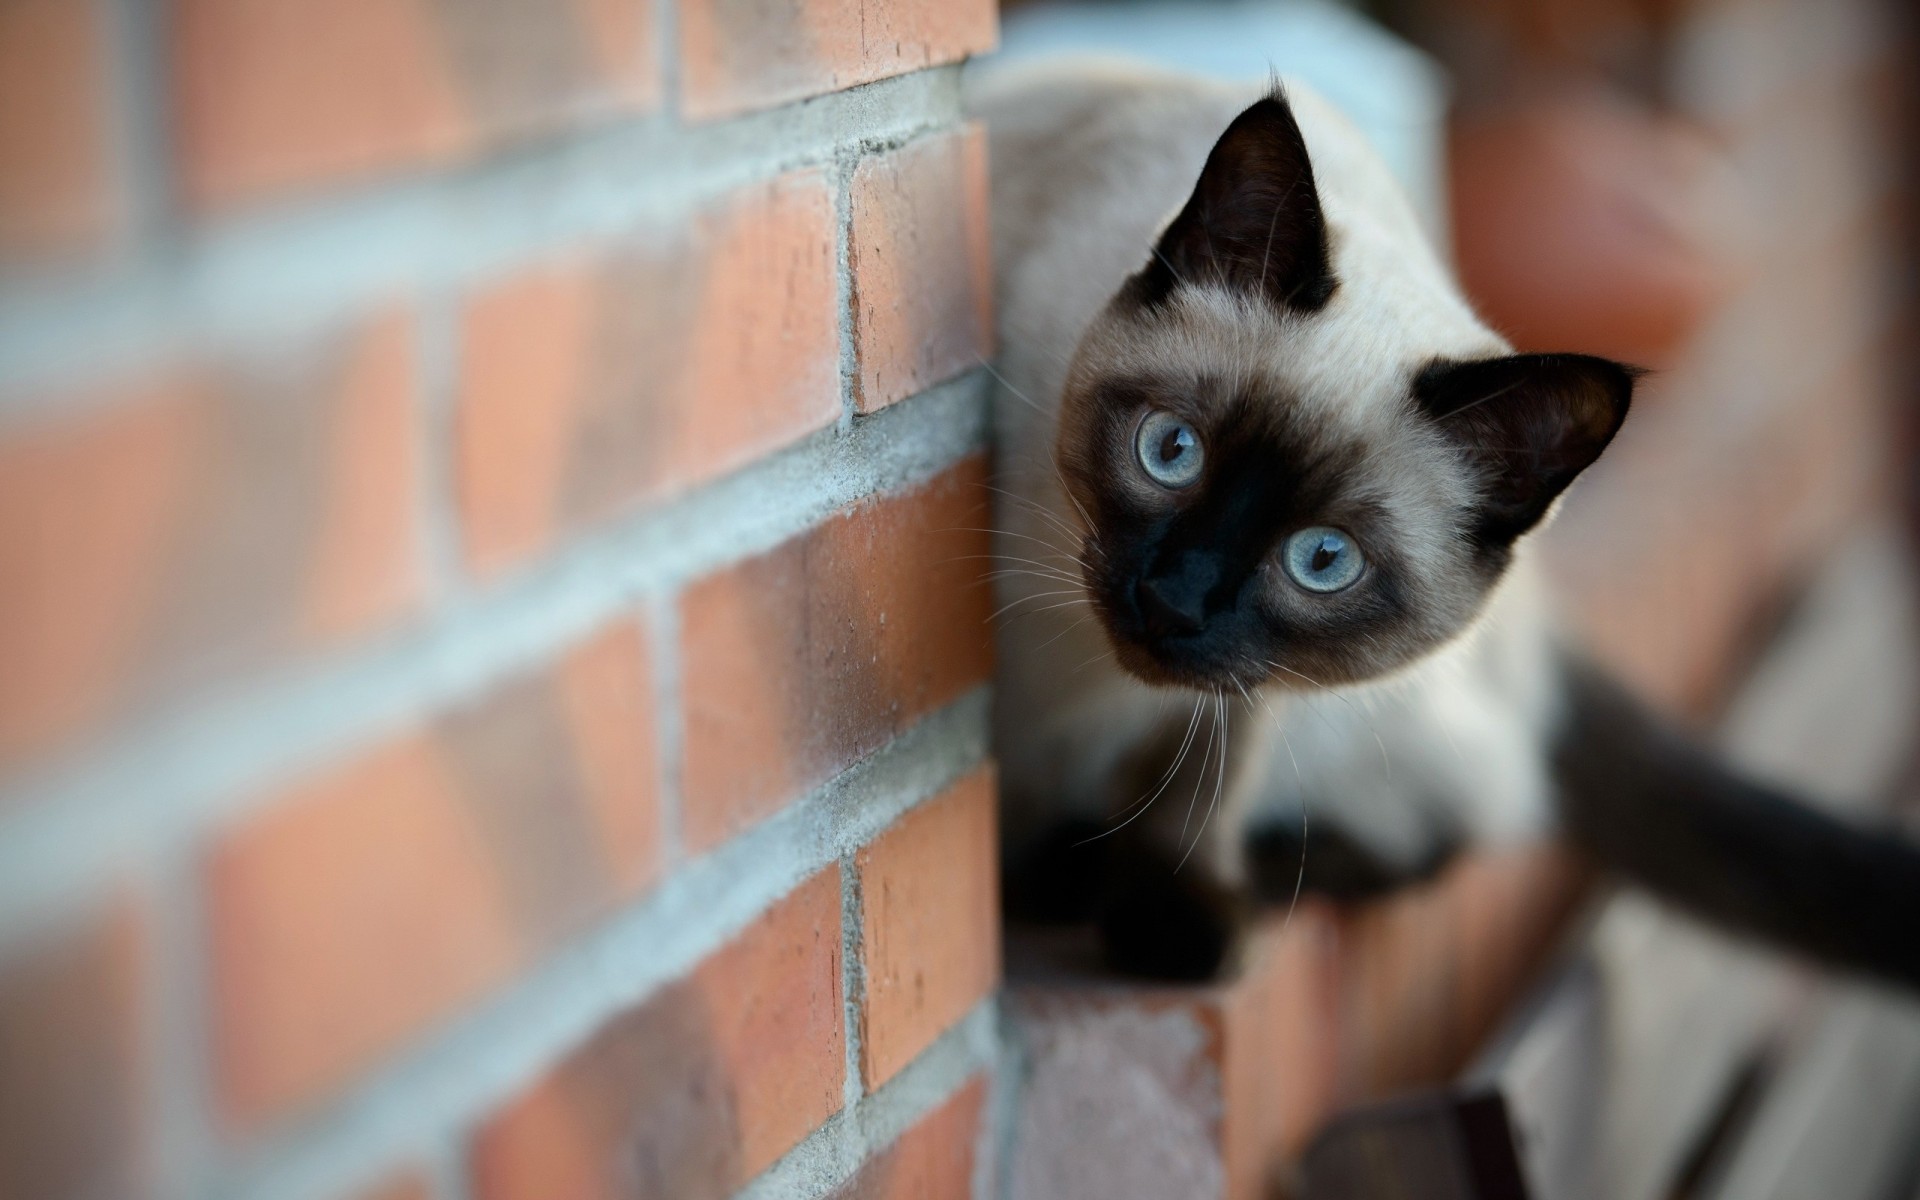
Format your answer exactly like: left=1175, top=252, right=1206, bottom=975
left=1054, top=91, right=1635, bottom=692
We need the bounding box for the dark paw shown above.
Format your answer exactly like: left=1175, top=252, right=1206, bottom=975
left=1003, top=819, right=1114, bottom=923
left=1097, top=866, right=1248, bottom=982
left=1246, top=822, right=1455, bottom=905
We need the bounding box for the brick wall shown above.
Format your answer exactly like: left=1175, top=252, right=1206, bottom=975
left=0, top=4, right=1001, bottom=1200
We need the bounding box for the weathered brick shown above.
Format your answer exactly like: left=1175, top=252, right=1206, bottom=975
left=457, top=168, right=840, bottom=575
left=1005, top=850, right=1584, bottom=1200
left=0, top=0, right=115, bottom=259
left=471, top=868, right=845, bottom=1200
left=209, top=621, right=661, bottom=1124
left=829, top=1077, right=985, bottom=1200
left=0, top=904, right=146, bottom=1200
left=1327, top=853, right=1580, bottom=1096
left=174, top=0, right=659, bottom=209
left=678, top=0, right=995, bottom=121
left=857, top=768, right=998, bottom=1089
left=849, top=126, right=994, bottom=413
left=678, top=460, right=993, bottom=853
left=0, top=311, right=420, bottom=774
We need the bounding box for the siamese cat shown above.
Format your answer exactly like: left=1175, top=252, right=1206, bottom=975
left=968, top=61, right=1920, bottom=985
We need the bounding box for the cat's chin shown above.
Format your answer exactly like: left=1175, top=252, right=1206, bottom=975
left=1108, top=637, right=1266, bottom=693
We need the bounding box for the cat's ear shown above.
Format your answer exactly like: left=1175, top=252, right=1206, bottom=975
left=1415, top=353, right=1636, bottom=545
left=1126, top=88, right=1336, bottom=313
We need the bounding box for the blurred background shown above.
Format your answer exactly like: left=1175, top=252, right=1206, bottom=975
left=1, top=0, right=1916, bottom=1198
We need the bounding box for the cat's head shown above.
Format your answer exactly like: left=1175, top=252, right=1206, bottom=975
left=1056, top=88, right=1636, bottom=691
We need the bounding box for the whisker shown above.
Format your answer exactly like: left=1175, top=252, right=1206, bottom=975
left=1023, top=598, right=1093, bottom=617
left=1264, top=658, right=1393, bottom=781
left=1151, top=245, right=1191, bottom=289
left=938, top=524, right=1078, bottom=559
left=1033, top=612, right=1095, bottom=652
left=1071, top=642, right=1116, bottom=674
left=1178, top=692, right=1230, bottom=872
left=977, top=549, right=1083, bottom=573
left=1174, top=693, right=1220, bottom=856
left=979, top=483, right=1091, bottom=548
left=983, top=570, right=1084, bottom=592
left=975, top=354, right=1046, bottom=416
left=977, top=558, right=1084, bottom=584
left=1251, top=687, right=1311, bottom=932
left=1078, top=694, right=1206, bottom=843
left=988, top=590, right=1084, bottom=622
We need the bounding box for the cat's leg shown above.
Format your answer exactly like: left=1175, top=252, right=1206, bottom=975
left=1087, top=697, right=1263, bottom=981
left=1243, top=813, right=1458, bottom=904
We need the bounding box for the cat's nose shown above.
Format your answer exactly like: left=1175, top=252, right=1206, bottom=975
left=1136, top=577, right=1205, bottom=638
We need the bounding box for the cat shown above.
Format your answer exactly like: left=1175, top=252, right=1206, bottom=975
left=966, top=59, right=1920, bottom=985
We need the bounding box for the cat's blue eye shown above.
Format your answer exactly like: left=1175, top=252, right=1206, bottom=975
left=1135, top=410, right=1204, bottom=488
left=1283, top=527, right=1365, bottom=593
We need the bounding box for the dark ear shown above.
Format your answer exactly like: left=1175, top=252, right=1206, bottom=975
left=1125, top=88, right=1336, bottom=313
left=1415, top=353, right=1636, bottom=546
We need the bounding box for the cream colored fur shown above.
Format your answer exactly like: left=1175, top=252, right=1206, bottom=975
left=967, top=59, right=1569, bottom=881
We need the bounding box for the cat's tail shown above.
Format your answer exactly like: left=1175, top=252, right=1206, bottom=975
left=1551, top=655, right=1920, bottom=989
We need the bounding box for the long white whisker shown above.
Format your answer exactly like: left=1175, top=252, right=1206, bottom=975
left=1033, top=612, right=1095, bottom=652
left=1178, top=692, right=1230, bottom=872
left=989, top=590, right=1083, bottom=622
left=1265, top=658, right=1392, bottom=781
left=1173, top=694, right=1220, bottom=853
left=944, top=526, right=1079, bottom=557
left=979, top=483, right=1092, bottom=549
left=1252, top=687, right=1311, bottom=932
left=1078, top=695, right=1206, bottom=843
left=976, top=354, right=1046, bottom=415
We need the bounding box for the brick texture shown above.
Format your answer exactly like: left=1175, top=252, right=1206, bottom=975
left=470, top=868, right=845, bottom=1200
left=0, top=310, right=420, bottom=773
left=858, top=768, right=999, bottom=1089
left=849, top=126, right=994, bottom=413
left=679, top=460, right=993, bottom=853
left=0, top=0, right=114, bottom=259
left=173, top=0, right=660, bottom=210
left=1007, top=849, right=1585, bottom=1200
left=209, top=621, right=660, bottom=1124
left=678, top=0, right=995, bottom=121
left=0, top=905, right=145, bottom=1200
left=829, top=1078, right=986, bottom=1200
left=1332, top=849, right=1587, bottom=1098
left=456, top=168, right=841, bottom=576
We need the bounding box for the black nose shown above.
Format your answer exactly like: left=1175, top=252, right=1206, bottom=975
left=1136, top=577, right=1205, bottom=638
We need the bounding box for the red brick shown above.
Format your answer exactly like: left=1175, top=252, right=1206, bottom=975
left=678, top=460, right=993, bottom=853
left=0, top=0, right=115, bottom=258
left=173, top=0, right=659, bottom=210
left=849, top=126, right=994, bottom=413
left=0, top=311, right=420, bottom=774
left=471, top=868, right=845, bottom=1200
left=457, top=168, right=840, bottom=575
left=857, top=768, right=999, bottom=1089
left=1006, top=852, right=1585, bottom=1197
left=1333, top=850, right=1586, bottom=1099
left=678, top=0, right=995, bottom=121
left=1221, top=906, right=1343, bottom=1192
left=829, top=1078, right=985, bottom=1200
left=209, top=621, right=661, bottom=1124
left=0, top=904, right=147, bottom=1200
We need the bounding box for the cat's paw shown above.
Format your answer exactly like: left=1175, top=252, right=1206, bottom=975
left=1003, top=819, right=1114, bottom=923
left=1246, top=822, right=1456, bottom=905
left=1097, top=867, right=1248, bottom=982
